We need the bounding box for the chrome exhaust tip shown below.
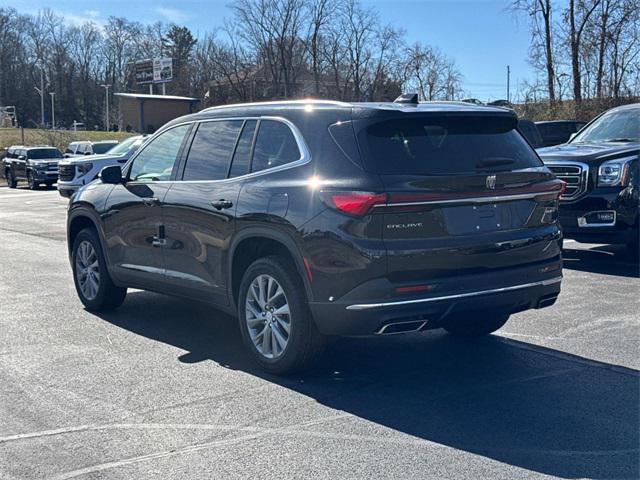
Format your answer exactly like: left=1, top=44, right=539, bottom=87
left=376, top=320, right=427, bottom=335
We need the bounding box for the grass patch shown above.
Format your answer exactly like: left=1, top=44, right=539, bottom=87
left=0, top=128, right=134, bottom=153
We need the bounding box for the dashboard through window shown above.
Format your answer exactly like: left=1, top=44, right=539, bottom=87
left=129, top=125, right=190, bottom=182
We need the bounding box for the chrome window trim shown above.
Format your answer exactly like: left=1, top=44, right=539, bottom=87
left=123, top=116, right=311, bottom=185
left=345, top=276, right=562, bottom=311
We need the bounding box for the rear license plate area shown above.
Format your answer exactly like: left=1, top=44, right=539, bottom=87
left=442, top=201, right=533, bottom=235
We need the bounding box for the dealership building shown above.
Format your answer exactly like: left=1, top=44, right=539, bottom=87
left=114, top=93, right=199, bottom=134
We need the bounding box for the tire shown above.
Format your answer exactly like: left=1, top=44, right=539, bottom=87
left=27, top=172, right=38, bottom=190
left=625, top=227, right=639, bottom=259
left=45, top=182, right=55, bottom=189
left=443, top=311, right=510, bottom=337
left=71, top=227, right=127, bottom=311
left=6, top=170, right=17, bottom=188
left=237, top=256, right=325, bottom=375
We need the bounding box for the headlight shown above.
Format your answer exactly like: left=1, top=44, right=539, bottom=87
left=597, top=157, right=635, bottom=187
left=78, top=163, right=93, bottom=176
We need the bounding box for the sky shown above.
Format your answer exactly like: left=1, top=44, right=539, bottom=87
left=8, top=0, right=535, bottom=101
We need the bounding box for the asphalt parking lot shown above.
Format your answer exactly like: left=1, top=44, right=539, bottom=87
left=0, top=185, right=638, bottom=480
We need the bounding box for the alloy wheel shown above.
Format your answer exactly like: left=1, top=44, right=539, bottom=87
left=75, top=240, right=100, bottom=301
left=245, top=274, right=291, bottom=359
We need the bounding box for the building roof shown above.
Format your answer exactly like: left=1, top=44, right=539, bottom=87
left=114, top=93, right=200, bottom=102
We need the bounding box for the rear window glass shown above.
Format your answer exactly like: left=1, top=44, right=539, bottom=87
left=229, top=120, right=257, bottom=178
left=358, top=116, right=542, bottom=175
left=183, top=120, right=243, bottom=181
left=27, top=149, right=63, bottom=159
left=92, top=143, right=117, bottom=154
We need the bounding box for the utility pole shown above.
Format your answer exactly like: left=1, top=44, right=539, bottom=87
left=100, top=84, right=111, bottom=131
left=49, top=92, right=55, bottom=129
left=34, top=68, right=45, bottom=127
left=507, top=65, right=511, bottom=103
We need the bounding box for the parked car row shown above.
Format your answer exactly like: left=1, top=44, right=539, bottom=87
left=2, top=137, right=144, bottom=191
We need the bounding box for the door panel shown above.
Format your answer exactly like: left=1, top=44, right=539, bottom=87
left=103, top=182, right=172, bottom=288
left=162, top=182, right=242, bottom=304
left=161, top=119, right=246, bottom=304
left=102, top=123, right=191, bottom=288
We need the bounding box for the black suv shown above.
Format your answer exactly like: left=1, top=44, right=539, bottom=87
left=67, top=99, right=564, bottom=373
left=537, top=104, right=639, bottom=253
left=535, top=120, right=587, bottom=147
left=4, top=145, right=64, bottom=189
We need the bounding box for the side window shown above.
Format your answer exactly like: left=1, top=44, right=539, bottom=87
left=229, top=120, right=257, bottom=178
left=129, top=124, right=190, bottom=182
left=65, top=146, right=74, bottom=154
left=251, top=120, right=301, bottom=173
left=77, top=144, right=86, bottom=154
left=182, top=120, right=243, bottom=181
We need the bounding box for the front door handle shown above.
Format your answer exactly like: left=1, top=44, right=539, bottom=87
left=211, top=199, right=233, bottom=210
left=142, top=197, right=159, bottom=207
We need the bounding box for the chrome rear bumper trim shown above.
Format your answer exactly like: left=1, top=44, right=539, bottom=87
left=346, top=276, right=563, bottom=311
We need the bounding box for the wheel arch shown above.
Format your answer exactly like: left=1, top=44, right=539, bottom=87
left=229, top=228, right=313, bottom=310
left=67, top=208, right=111, bottom=267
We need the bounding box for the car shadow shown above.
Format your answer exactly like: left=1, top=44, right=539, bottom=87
left=95, top=292, right=640, bottom=479
left=562, top=243, right=639, bottom=278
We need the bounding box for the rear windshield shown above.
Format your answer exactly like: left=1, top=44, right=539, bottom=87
left=358, top=116, right=542, bottom=175
left=93, top=143, right=118, bottom=154
left=27, top=149, right=63, bottom=159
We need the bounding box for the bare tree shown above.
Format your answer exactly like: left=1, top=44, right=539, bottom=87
left=511, top=0, right=557, bottom=103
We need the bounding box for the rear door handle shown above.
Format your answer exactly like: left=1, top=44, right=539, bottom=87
left=211, top=199, right=233, bottom=210
left=142, top=197, right=159, bottom=206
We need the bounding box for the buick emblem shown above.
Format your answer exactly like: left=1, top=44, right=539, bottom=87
left=486, top=175, right=497, bottom=190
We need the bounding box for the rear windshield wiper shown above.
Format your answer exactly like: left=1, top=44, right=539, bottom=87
left=475, top=157, right=515, bottom=169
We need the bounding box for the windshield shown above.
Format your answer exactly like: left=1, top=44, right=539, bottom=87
left=357, top=115, right=542, bottom=175
left=93, top=142, right=118, bottom=154
left=106, top=137, right=143, bottom=156
left=571, top=108, right=639, bottom=143
left=27, top=148, right=63, bottom=159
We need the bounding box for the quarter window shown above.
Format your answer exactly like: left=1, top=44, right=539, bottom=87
left=183, top=120, right=243, bottom=181
left=251, top=120, right=301, bottom=173
left=129, top=124, right=190, bottom=182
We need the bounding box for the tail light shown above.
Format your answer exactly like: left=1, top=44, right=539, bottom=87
left=321, top=180, right=565, bottom=217
left=321, top=191, right=387, bottom=217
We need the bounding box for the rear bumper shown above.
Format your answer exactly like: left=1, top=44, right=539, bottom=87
left=309, top=259, right=562, bottom=336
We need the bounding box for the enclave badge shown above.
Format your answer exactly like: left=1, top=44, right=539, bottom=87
left=486, top=175, right=497, bottom=190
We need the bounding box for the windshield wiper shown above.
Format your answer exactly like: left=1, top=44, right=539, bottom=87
left=475, top=157, right=515, bottom=168
left=601, top=138, right=636, bottom=143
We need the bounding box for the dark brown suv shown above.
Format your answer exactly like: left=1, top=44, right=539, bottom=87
left=67, top=98, right=564, bottom=373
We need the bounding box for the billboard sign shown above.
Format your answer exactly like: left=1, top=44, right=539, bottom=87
left=134, top=59, right=154, bottom=84
left=153, top=58, right=173, bottom=84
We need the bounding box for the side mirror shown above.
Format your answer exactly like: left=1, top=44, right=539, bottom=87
left=84, top=151, right=91, bottom=155
left=100, top=165, right=123, bottom=184
left=64, top=154, right=71, bottom=158
left=17, top=155, right=25, bottom=160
